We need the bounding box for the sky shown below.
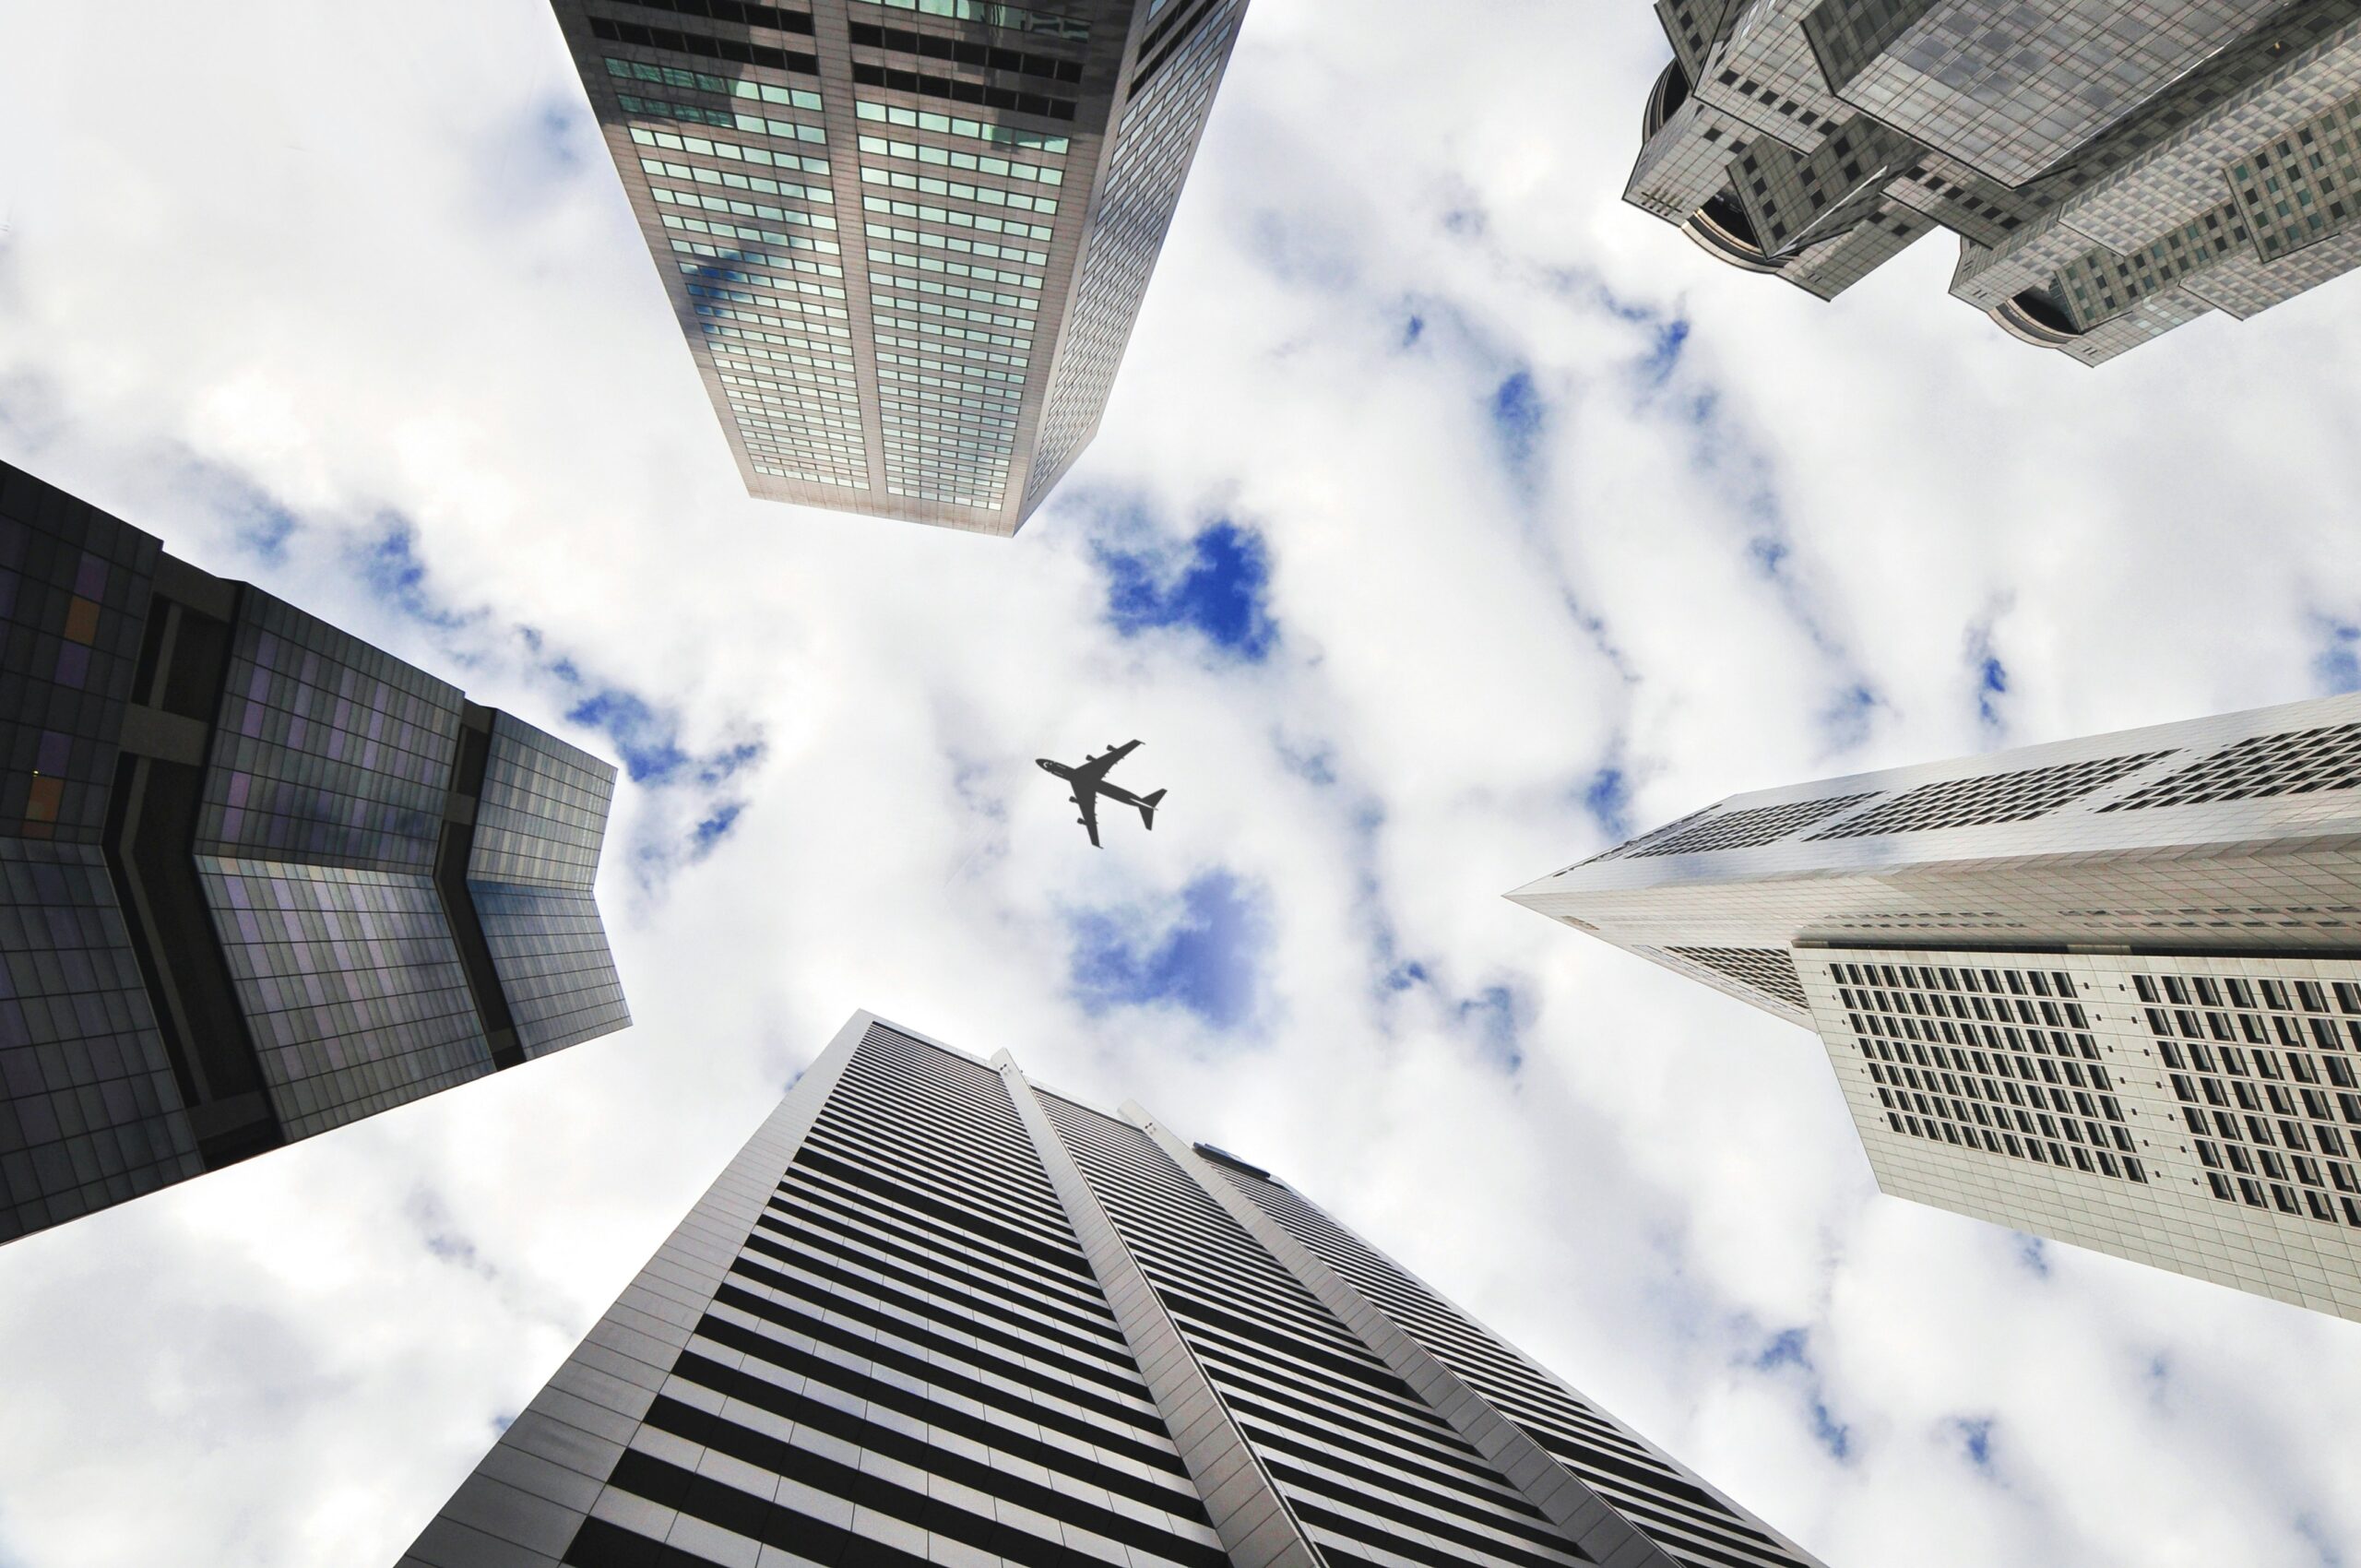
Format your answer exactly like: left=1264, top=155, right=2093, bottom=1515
left=4, top=3, right=2361, bottom=1565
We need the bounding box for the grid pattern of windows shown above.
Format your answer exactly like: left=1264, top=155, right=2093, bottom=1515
left=1628, top=0, right=2361, bottom=363
left=1807, top=752, right=2174, bottom=837
left=858, top=96, right=1060, bottom=510
left=1045, top=1091, right=1586, bottom=1568
left=2229, top=94, right=2361, bottom=263
left=2136, top=969, right=2361, bottom=1228
left=1218, top=1162, right=1820, bottom=1568
left=2101, top=722, right=2361, bottom=812
left=593, top=31, right=868, bottom=490
left=0, top=465, right=160, bottom=844
left=196, top=859, right=490, bottom=1141
left=195, top=593, right=463, bottom=872
left=857, top=0, right=1093, bottom=41
left=0, top=842, right=196, bottom=1242
left=1628, top=793, right=1880, bottom=856
left=1666, top=946, right=1809, bottom=1012
left=465, top=716, right=629, bottom=1058
left=1024, top=0, right=1240, bottom=509
left=561, top=0, right=1249, bottom=530
left=404, top=1018, right=1821, bottom=1568
left=551, top=1025, right=1225, bottom=1568
left=1834, top=959, right=2147, bottom=1183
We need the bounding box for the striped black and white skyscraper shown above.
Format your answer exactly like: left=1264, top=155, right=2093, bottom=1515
left=0, top=457, right=630, bottom=1244
left=550, top=0, right=1249, bottom=534
left=1513, top=693, right=2361, bottom=1324
left=397, top=1012, right=1824, bottom=1568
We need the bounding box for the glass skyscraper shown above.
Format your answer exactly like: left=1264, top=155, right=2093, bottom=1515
left=0, top=457, right=631, bottom=1243
left=1513, top=692, right=2361, bottom=1324
left=1629, top=1, right=2361, bottom=363
left=551, top=0, right=1249, bottom=534
left=396, top=1012, right=1824, bottom=1568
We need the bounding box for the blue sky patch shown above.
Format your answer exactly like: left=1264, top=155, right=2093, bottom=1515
left=1582, top=764, right=1632, bottom=843
left=1952, top=1416, right=1996, bottom=1474
left=1100, top=521, right=1277, bottom=661
left=1490, top=369, right=1546, bottom=478
left=1068, top=870, right=1266, bottom=1031
left=2315, top=617, right=2361, bottom=694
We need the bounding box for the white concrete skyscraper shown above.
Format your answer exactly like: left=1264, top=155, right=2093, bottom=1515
left=550, top=0, right=1250, bottom=534
left=1512, top=693, right=2361, bottom=1324
left=396, top=1012, right=1824, bottom=1568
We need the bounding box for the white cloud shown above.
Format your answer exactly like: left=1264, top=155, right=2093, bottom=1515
left=1, top=1, right=2358, bottom=1564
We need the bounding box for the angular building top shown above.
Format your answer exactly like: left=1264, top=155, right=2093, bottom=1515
left=552, top=0, right=1251, bottom=534
left=1628, top=0, right=2361, bottom=363
left=397, top=1011, right=1825, bottom=1568
left=1512, top=692, right=2361, bottom=1323
left=0, top=457, right=630, bottom=1242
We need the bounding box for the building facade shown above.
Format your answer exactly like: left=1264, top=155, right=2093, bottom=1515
left=551, top=0, right=1249, bottom=534
left=1628, top=0, right=2361, bottom=363
left=1512, top=692, right=2361, bottom=1322
left=0, top=457, right=630, bottom=1243
left=397, top=1012, right=1824, bottom=1568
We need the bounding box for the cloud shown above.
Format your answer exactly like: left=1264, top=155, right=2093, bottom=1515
left=1067, top=870, right=1268, bottom=1032
left=2, top=4, right=2361, bottom=1568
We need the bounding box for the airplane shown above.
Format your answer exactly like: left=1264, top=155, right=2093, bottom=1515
left=1038, top=740, right=1166, bottom=849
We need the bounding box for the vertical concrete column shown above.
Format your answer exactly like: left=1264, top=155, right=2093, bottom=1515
left=397, top=1011, right=874, bottom=1568
left=1126, top=1102, right=1685, bottom=1568
left=995, top=1053, right=1324, bottom=1568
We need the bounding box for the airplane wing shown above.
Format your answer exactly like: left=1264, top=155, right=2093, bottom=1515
left=1072, top=790, right=1102, bottom=849
left=1072, top=739, right=1141, bottom=785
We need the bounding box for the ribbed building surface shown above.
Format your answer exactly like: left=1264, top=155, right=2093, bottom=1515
left=551, top=0, right=1250, bottom=534
left=1628, top=0, right=2361, bottom=362
left=1512, top=691, right=2361, bottom=1323
left=0, top=457, right=630, bottom=1243
left=397, top=1012, right=1823, bottom=1568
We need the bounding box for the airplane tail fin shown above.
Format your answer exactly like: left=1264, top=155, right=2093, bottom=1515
left=1137, top=790, right=1166, bottom=830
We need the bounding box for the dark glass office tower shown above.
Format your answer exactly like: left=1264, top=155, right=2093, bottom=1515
left=0, top=457, right=630, bottom=1243
left=548, top=0, right=1249, bottom=534
left=397, top=1012, right=1823, bottom=1568
left=1629, top=1, right=2361, bottom=362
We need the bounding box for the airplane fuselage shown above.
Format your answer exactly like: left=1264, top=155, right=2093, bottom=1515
left=1037, top=759, right=1152, bottom=810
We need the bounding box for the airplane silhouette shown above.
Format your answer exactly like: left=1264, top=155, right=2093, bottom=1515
left=1038, top=740, right=1165, bottom=848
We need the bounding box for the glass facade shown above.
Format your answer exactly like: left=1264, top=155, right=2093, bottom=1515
left=1627, top=0, right=2361, bottom=363
left=396, top=1014, right=1823, bottom=1568
left=0, top=457, right=630, bottom=1243
left=553, top=0, right=1252, bottom=533
left=464, top=715, right=630, bottom=1058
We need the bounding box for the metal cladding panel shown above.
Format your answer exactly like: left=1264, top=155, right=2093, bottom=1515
left=1621, top=0, right=2361, bottom=361
left=548, top=0, right=1248, bottom=534
left=1515, top=694, right=2361, bottom=1324
left=466, top=714, right=628, bottom=1058
left=1804, top=946, right=2361, bottom=1323
left=1511, top=692, right=2361, bottom=980
left=396, top=1014, right=1825, bottom=1567
left=400, top=1016, right=1224, bottom=1568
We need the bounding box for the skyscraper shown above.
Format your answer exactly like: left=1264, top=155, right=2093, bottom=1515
left=397, top=1011, right=1824, bottom=1568
left=0, top=457, right=630, bottom=1244
left=1628, top=2, right=2361, bottom=363
left=1511, top=692, right=2361, bottom=1323
left=551, top=0, right=1249, bottom=534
